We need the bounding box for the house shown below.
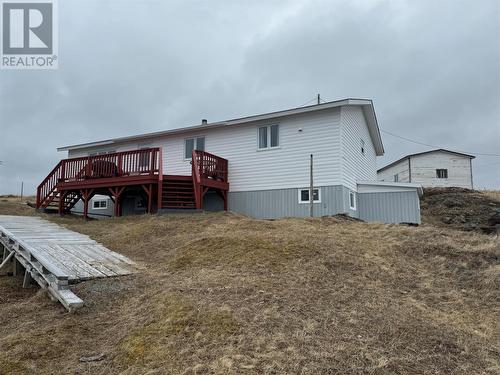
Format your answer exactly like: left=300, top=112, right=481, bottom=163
left=377, top=149, right=475, bottom=188
left=36, top=98, right=422, bottom=223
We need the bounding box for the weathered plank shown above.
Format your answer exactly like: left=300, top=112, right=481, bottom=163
left=0, top=215, right=135, bottom=311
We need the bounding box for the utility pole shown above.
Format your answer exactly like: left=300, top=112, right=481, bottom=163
left=310, top=154, right=314, bottom=217
left=317, top=93, right=321, bottom=104
left=20, top=181, right=23, bottom=201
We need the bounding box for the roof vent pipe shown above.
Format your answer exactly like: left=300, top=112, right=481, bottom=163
left=201, top=119, right=208, bottom=125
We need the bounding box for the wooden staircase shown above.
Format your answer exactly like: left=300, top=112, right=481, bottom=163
left=161, top=176, right=196, bottom=209
left=42, top=190, right=80, bottom=213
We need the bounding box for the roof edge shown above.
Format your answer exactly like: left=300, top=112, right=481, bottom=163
left=57, top=98, right=379, bottom=152
left=377, top=148, right=476, bottom=173
left=358, top=180, right=423, bottom=196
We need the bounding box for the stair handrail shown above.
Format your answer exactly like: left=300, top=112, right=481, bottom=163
left=36, top=160, right=63, bottom=208
left=192, top=150, right=228, bottom=182
left=192, top=150, right=202, bottom=209
left=37, top=148, right=161, bottom=209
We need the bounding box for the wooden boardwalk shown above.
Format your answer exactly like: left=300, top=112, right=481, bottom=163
left=0, top=215, right=135, bottom=311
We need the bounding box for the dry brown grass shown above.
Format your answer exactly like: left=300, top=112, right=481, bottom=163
left=0, top=200, right=499, bottom=374
left=482, top=190, right=500, bottom=203
left=0, top=195, right=36, bottom=216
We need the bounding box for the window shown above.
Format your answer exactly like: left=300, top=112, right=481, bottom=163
left=298, top=188, right=321, bottom=203
left=361, top=139, right=365, bottom=155
left=92, top=199, right=108, bottom=209
left=258, top=124, right=279, bottom=149
left=436, top=169, right=448, bottom=179
left=394, top=173, right=399, bottom=182
left=185, top=137, right=205, bottom=159
left=349, top=191, right=357, bottom=210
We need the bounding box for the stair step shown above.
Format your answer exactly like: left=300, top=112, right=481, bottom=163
left=164, top=200, right=195, bottom=206
left=164, top=188, right=193, bottom=191
left=164, top=205, right=196, bottom=209
left=164, top=184, right=193, bottom=189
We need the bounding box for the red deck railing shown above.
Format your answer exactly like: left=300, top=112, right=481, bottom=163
left=36, top=148, right=161, bottom=208
left=191, top=150, right=228, bottom=209
left=192, top=150, right=228, bottom=183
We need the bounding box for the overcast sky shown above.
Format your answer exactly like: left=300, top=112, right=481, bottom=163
left=0, top=0, right=499, bottom=194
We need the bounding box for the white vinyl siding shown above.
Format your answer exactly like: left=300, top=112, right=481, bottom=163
left=340, top=106, right=377, bottom=191
left=409, top=152, right=472, bottom=188
left=161, top=109, right=342, bottom=192
left=377, top=159, right=411, bottom=183
left=67, top=106, right=380, bottom=193
left=377, top=152, right=473, bottom=188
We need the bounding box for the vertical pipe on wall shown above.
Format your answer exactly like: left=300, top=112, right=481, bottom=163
left=310, top=154, right=314, bottom=217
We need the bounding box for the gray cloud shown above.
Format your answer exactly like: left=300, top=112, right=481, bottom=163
left=1, top=0, right=499, bottom=194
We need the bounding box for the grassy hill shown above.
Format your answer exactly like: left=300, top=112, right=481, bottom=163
left=0, top=194, right=499, bottom=374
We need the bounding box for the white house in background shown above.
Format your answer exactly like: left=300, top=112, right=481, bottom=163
left=377, top=149, right=475, bottom=188
left=40, top=98, right=422, bottom=223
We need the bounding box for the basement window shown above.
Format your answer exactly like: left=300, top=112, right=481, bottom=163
left=258, top=124, right=279, bottom=150
left=349, top=191, right=357, bottom=210
left=185, top=137, right=205, bottom=159
left=92, top=200, right=108, bottom=209
left=436, top=169, right=448, bottom=179
left=298, top=188, right=321, bottom=204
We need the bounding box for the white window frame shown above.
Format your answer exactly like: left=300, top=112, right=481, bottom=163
left=257, top=124, right=280, bottom=151
left=349, top=191, right=357, bottom=210
left=92, top=199, right=108, bottom=210
left=184, top=136, right=205, bottom=160
left=298, top=188, right=321, bottom=204
left=393, top=173, right=399, bottom=182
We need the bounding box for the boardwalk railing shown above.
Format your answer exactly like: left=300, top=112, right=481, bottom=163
left=36, top=148, right=160, bottom=208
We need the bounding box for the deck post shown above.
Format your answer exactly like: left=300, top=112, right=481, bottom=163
left=109, top=186, right=125, bottom=218
left=114, top=193, right=120, bottom=217
left=58, top=191, right=65, bottom=216
left=141, top=184, right=153, bottom=214
left=157, top=148, right=163, bottom=210
left=82, top=189, right=89, bottom=220
left=81, top=188, right=94, bottom=220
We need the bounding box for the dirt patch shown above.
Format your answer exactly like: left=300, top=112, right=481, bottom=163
left=0, top=200, right=499, bottom=374
left=420, top=188, right=500, bottom=232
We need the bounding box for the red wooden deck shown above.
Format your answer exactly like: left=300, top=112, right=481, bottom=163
left=36, top=148, right=229, bottom=219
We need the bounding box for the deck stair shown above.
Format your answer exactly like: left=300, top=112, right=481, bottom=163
left=36, top=148, right=228, bottom=218
left=162, top=176, right=196, bottom=209
left=43, top=191, right=80, bottom=213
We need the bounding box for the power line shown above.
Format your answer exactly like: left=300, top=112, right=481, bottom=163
left=380, top=129, right=500, bottom=157
left=298, top=93, right=329, bottom=108
left=295, top=97, right=499, bottom=157
left=297, top=97, right=318, bottom=107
